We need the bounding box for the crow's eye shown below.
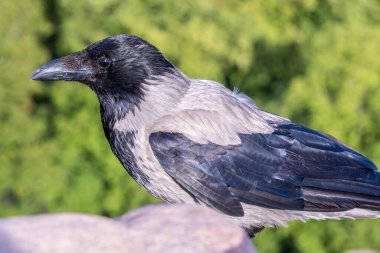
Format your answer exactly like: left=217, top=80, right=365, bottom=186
left=98, top=56, right=111, bottom=68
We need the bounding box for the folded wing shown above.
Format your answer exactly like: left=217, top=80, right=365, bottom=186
left=149, top=122, right=380, bottom=216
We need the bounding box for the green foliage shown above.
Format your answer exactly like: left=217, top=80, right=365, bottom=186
left=1, top=0, right=380, bottom=252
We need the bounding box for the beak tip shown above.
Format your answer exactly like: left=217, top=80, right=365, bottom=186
left=30, top=71, right=40, bottom=81
left=30, top=64, right=49, bottom=81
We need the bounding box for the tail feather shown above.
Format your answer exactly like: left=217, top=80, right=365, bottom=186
left=303, top=176, right=380, bottom=197
left=303, top=187, right=380, bottom=212
left=299, top=169, right=380, bottom=212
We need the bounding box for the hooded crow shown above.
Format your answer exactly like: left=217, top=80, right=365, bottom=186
left=31, top=34, right=380, bottom=236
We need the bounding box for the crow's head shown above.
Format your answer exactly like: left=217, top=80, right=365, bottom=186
left=31, top=35, right=176, bottom=100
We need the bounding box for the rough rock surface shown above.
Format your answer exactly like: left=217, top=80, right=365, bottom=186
left=0, top=204, right=257, bottom=253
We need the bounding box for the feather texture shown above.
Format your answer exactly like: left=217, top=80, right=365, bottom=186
left=149, top=122, right=380, bottom=216
left=33, top=35, right=380, bottom=236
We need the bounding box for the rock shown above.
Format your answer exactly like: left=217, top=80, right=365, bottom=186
left=0, top=213, right=131, bottom=253
left=117, top=204, right=257, bottom=253
left=0, top=204, right=257, bottom=253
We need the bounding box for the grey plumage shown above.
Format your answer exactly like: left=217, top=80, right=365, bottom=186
left=31, top=34, right=380, bottom=236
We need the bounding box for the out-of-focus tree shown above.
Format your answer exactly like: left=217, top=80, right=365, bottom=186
left=0, top=0, right=52, bottom=216
left=1, top=0, right=380, bottom=252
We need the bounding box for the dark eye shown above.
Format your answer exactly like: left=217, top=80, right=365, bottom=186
left=98, top=56, right=111, bottom=68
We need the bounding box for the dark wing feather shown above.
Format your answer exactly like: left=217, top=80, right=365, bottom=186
left=149, top=122, right=380, bottom=216
left=152, top=135, right=244, bottom=216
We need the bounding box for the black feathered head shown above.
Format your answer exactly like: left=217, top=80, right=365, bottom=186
left=31, top=35, right=176, bottom=100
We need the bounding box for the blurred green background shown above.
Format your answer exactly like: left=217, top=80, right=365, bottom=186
left=1, top=0, right=380, bottom=252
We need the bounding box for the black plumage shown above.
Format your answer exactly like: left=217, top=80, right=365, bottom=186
left=150, top=122, right=380, bottom=215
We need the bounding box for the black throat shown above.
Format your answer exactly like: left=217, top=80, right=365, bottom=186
left=98, top=90, right=143, bottom=142
left=98, top=94, right=150, bottom=183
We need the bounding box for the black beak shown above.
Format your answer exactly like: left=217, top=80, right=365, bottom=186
left=31, top=51, right=90, bottom=82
